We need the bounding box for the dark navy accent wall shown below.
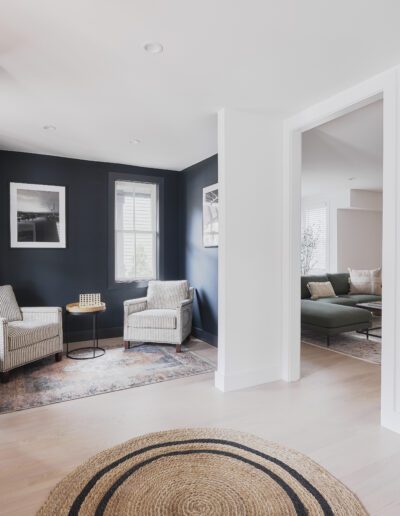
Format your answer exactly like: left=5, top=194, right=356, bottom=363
left=0, top=151, right=180, bottom=341
left=179, top=155, right=218, bottom=346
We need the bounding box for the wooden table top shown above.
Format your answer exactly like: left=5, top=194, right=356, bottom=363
left=66, top=302, right=106, bottom=314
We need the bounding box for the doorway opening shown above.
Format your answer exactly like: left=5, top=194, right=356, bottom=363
left=300, top=100, right=383, bottom=370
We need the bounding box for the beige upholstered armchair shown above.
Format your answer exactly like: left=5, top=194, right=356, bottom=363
left=124, top=280, right=194, bottom=353
left=0, top=285, right=63, bottom=383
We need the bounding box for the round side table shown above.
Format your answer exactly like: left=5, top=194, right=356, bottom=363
left=65, top=302, right=106, bottom=359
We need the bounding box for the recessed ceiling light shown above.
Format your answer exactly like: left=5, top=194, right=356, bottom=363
left=348, top=177, right=356, bottom=181
left=143, top=42, right=164, bottom=54
left=43, top=124, right=56, bottom=131
left=129, top=138, right=141, bottom=145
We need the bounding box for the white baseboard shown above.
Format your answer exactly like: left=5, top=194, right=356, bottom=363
left=214, top=365, right=281, bottom=392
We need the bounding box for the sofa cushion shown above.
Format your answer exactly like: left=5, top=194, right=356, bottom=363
left=344, top=294, right=382, bottom=305
left=307, top=281, right=336, bottom=300
left=0, top=285, right=22, bottom=322
left=301, top=275, right=329, bottom=299
left=8, top=321, right=59, bottom=351
left=128, top=309, right=177, bottom=330
left=327, top=273, right=350, bottom=296
left=301, top=300, right=371, bottom=329
left=147, top=280, right=189, bottom=309
left=316, top=297, right=355, bottom=306
left=349, top=268, right=382, bottom=295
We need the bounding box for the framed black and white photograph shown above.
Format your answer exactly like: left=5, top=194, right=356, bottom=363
left=10, top=182, right=66, bottom=248
left=203, top=183, right=219, bottom=247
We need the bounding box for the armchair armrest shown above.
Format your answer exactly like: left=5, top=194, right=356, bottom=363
left=178, top=287, right=195, bottom=308
left=124, top=297, right=147, bottom=316
left=0, top=318, right=8, bottom=361
left=21, top=307, right=62, bottom=325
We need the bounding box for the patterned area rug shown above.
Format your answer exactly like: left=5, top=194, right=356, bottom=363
left=38, top=428, right=367, bottom=515
left=302, top=320, right=381, bottom=365
left=0, top=341, right=215, bottom=414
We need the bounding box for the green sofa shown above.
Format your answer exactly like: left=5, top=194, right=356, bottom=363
left=301, top=273, right=381, bottom=345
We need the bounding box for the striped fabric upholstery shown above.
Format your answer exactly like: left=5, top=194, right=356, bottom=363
left=0, top=285, right=22, bottom=322
left=147, top=280, right=189, bottom=309
left=124, top=286, right=194, bottom=346
left=128, top=309, right=177, bottom=330
left=8, top=321, right=60, bottom=351
left=0, top=307, right=63, bottom=372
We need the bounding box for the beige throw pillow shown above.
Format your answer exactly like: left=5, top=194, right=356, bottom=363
left=307, top=281, right=336, bottom=300
left=348, top=268, right=382, bottom=295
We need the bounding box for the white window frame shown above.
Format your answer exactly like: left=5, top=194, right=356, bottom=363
left=114, top=180, right=158, bottom=283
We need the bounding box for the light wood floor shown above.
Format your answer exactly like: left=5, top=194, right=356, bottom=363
left=1, top=338, right=399, bottom=515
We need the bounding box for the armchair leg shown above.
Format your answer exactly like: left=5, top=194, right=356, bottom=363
left=55, top=352, right=63, bottom=362
left=176, top=344, right=182, bottom=353
left=124, top=340, right=130, bottom=350
left=0, top=371, right=10, bottom=383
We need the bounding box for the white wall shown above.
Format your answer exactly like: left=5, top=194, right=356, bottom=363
left=337, top=208, right=382, bottom=271
left=216, top=108, right=283, bottom=391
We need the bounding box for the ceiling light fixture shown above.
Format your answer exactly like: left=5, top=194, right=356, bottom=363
left=143, top=42, right=164, bottom=54
left=129, top=138, right=141, bottom=145
left=43, top=124, right=56, bottom=131
left=348, top=177, right=356, bottom=181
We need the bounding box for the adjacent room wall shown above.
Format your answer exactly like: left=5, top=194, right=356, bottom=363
left=179, top=155, right=218, bottom=346
left=337, top=208, right=382, bottom=271
left=0, top=151, right=180, bottom=341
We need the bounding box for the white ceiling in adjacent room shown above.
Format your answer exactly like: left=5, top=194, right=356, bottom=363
left=0, top=1, right=399, bottom=170
left=302, top=100, right=383, bottom=197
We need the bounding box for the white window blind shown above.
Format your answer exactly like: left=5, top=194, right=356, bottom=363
left=301, top=202, right=328, bottom=275
left=115, top=181, right=157, bottom=282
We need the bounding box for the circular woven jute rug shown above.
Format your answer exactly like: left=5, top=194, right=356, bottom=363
left=38, top=428, right=367, bottom=516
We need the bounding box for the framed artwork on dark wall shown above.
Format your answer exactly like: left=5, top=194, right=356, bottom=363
left=10, top=182, right=66, bottom=248
left=203, top=183, right=219, bottom=247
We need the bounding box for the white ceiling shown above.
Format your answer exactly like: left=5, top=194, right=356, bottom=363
left=302, top=100, right=383, bottom=196
left=1, top=1, right=399, bottom=171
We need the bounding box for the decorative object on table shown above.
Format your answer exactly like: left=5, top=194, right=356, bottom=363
left=37, top=428, right=367, bottom=516
left=10, top=182, right=66, bottom=248
left=0, top=284, right=63, bottom=383
left=124, top=280, right=193, bottom=353
left=79, top=293, right=102, bottom=308
left=203, top=182, right=219, bottom=247
left=0, top=339, right=214, bottom=414
left=65, top=301, right=106, bottom=359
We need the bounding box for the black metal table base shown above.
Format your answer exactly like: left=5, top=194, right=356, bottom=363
left=66, top=310, right=106, bottom=360
left=67, top=347, right=106, bottom=360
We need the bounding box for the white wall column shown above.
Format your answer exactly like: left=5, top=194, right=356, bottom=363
left=215, top=108, right=283, bottom=391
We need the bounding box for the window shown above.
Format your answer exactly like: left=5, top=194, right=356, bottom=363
left=301, top=202, right=329, bottom=275
left=115, top=180, right=158, bottom=282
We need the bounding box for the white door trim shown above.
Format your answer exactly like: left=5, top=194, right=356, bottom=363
left=282, top=66, right=400, bottom=433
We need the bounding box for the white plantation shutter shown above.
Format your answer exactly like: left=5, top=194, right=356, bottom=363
left=301, top=202, right=329, bottom=274
left=115, top=181, right=157, bottom=282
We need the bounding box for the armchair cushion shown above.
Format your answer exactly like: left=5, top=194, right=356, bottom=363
left=128, top=309, right=177, bottom=330
left=0, top=285, right=22, bottom=322
left=147, top=280, right=189, bottom=310
left=8, top=321, right=60, bottom=351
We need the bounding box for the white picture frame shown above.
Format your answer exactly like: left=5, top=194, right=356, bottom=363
left=10, top=182, right=66, bottom=248
left=203, top=183, right=219, bottom=247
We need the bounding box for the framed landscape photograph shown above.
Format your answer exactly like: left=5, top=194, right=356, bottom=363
left=10, top=182, right=66, bottom=248
left=203, top=183, right=219, bottom=247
